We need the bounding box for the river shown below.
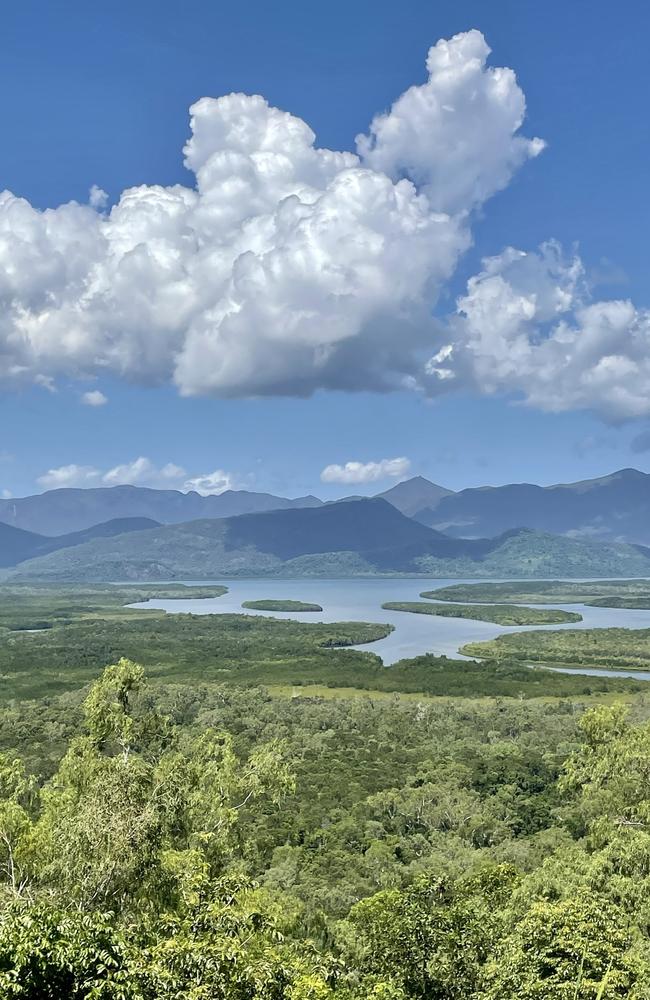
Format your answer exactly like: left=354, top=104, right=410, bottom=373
left=128, top=577, right=650, bottom=678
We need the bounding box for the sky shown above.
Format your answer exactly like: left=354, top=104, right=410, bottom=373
left=2, top=0, right=650, bottom=500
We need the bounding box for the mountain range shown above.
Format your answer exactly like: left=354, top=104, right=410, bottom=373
left=415, top=467, right=650, bottom=544
left=3, top=467, right=650, bottom=580
left=9, top=497, right=650, bottom=582
left=0, top=477, right=453, bottom=537
left=3, top=469, right=650, bottom=544
left=0, top=486, right=322, bottom=536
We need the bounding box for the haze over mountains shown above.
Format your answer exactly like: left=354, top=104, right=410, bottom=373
left=9, top=496, right=650, bottom=583
left=0, top=486, right=322, bottom=536
left=2, top=467, right=650, bottom=543
left=3, top=467, right=650, bottom=580
left=0, top=477, right=450, bottom=537
left=415, top=468, right=650, bottom=544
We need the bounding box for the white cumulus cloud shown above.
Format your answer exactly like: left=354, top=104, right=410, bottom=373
left=320, top=457, right=411, bottom=484
left=102, top=457, right=186, bottom=488
left=7, top=30, right=637, bottom=424
left=184, top=469, right=234, bottom=496
left=0, top=31, right=540, bottom=399
left=36, top=458, right=237, bottom=494
left=81, top=389, right=108, bottom=406
left=357, top=29, right=544, bottom=215
left=429, top=241, right=650, bottom=421
left=37, top=464, right=102, bottom=490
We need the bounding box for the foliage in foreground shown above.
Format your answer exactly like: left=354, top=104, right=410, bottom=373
left=0, top=662, right=650, bottom=995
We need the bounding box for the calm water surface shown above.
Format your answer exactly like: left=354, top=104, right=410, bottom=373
left=128, top=577, right=650, bottom=679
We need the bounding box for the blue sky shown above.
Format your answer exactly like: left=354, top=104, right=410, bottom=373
left=2, top=0, right=650, bottom=499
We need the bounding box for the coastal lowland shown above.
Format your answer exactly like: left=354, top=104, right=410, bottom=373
left=426, top=579, right=650, bottom=606
left=382, top=600, right=582, bottom=625
left=242, top=599, right=323, bottom=612
left=0, top=583, right=642, bottom=702
left=462, top=625, right=650, bottom=671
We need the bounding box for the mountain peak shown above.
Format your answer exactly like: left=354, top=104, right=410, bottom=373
left=611, top=468, right=647, bottom=480
left=376, top=476, right=454, bottom=517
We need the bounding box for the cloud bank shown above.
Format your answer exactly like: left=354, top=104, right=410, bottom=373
left=36, top=458, right=235, bottom=495
left=430, top=242, right=650, bottom=420
left=320, top=457, right=410, bottom=484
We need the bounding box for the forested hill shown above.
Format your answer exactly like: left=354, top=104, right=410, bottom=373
left=0, top=517, right=160, bottom=568
left=416, top=467, right=650, bottom=544
left=10, top=498, right=650, bottom=581
left=223, top=498, right=438, bottom=558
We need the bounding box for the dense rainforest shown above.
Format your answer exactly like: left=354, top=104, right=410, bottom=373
left=0, top=657, right=650, bottom=997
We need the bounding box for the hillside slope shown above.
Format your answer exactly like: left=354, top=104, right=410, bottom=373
left=11, top=499, right=433, bottom=580
left=0, top=517, right=161, bottom=568
left=415, top=468, right=650, bottom=544
left=11, top=500, right=650, bottom=581
left=0, top=523, right=48, bottom=568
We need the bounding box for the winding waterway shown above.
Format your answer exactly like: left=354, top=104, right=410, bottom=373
left=128, top=577, right=650, bottom=679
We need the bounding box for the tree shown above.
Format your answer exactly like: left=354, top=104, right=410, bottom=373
left=12, top=661, right=294, bottom=910
left=0, top=754, right=37, bottom=897
left=560, top=704, right=650, bottom=846
left=342, top=866, right=518, bottom=999
left=0, top=904, right=129, bottom=1000
left=479, top=894, right=641, bottom=999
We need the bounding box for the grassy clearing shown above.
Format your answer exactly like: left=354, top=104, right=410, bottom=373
left=264, top=683, right=644, bottom=707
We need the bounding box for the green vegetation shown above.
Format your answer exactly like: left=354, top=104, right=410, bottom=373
left=242, top=599, right=323, bottom=612
left=383, top=600, right=582, bottom=625
left=0, top=582, right=228, bottom=632
left=3, top=581, right=650, bottom=993
left=0, top=613, right=392, bottom=703
left=413, top=530, right=650, bottom=579
left=427, top=579, right=650, bottom=605
left=11, top=498, right=650, bottom=580
left=462, top=626, right=650, bottom=670
left=589, top=596, right=650, bottom=609
left=0, top=584, right=643, bottom=703
left=1, top=661, right=650, bottom=995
